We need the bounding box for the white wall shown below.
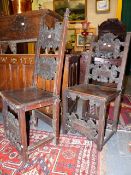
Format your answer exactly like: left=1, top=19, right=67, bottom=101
left=87, top=0, right=118, bottom=32
left=32, top=0, right=118, bottom=33
left=32, top=0, right=53, bottom=10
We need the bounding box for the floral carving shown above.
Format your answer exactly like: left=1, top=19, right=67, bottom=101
left=37, top=57, right=57, bottom=80
left=38, top=22, right=63, bottom=50
left=89, top=63, right=120, bottom=83
left=89, top=33, right=123, bottom=83
left=6, top=111, right=21, bottom=151
left=92, top=33, right=124, bottom=59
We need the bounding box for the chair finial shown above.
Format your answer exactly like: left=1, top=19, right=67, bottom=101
left=64, top=8, right=70, bottom=19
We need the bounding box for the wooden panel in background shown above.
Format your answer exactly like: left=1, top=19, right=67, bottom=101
left=0, top=54, right=34, bottom=90
left=0, top=9, right=62, bottom=41
left=0, top=54, right=80, bottom=110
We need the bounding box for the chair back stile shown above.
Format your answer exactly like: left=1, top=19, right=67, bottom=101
left=83, top=46, right=93, bottom=85
left=54, top=12, right=69, bottom=96
left=117, top=32, right=131, bottom=91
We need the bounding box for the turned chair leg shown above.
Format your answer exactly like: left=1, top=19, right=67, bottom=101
left=97, top=102, right=106, bottom=151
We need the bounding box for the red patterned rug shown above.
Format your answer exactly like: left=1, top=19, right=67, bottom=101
left=109, top=94, right=131, bottom=130
left=0, top=124, right=98, bottom=175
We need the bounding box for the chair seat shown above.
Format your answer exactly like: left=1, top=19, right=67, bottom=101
left=67, top=84, right=120, bottom=102
left=0, top=87, right=55, bottom=110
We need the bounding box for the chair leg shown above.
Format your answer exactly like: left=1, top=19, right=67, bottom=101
left=62, top=91, right=68, bottom=134
left=18, top=109, right=28, bottom=162
left=112, top=94, right=121, bottom=132
left=53, top=98, right=60, bottom=145
left=2, top=100, right=9, bottom=134
left=97, top=101, right=106, bottom=151
left=30, top=110, right=38, bottom=129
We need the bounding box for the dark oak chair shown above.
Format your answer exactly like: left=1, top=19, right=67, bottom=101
left=62, top=32, right=131, bottom=151
left=0, top=9, right=69, bottom=162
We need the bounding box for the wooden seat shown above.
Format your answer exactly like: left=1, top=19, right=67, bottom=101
left=62, top=32, right=131, bottom=151
left=0, top=9, right=69, bottom=162
left=67, top=84, right=120, bottom=101
left=1, top=87, right=54, bottom=107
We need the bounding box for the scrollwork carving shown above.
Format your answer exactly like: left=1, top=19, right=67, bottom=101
left=89, top=33, right=123, bottom=83
left=66, top=112, right=98, bottom=140
left=92, top=33, right=123, bottom=59
left=38, top=22, right=63, bottom=51
left=65, top=95, right=104, bottom=139
left=37, top=57, right=57, bottom=80
left=5, top=111, right=21, bottom=151
left=89, top=62, right=120, bottom=83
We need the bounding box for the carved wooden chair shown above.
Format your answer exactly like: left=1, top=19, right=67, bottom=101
left=0, top=9, right=69, bottom=162
left=62, top=32, right=131, bottom=151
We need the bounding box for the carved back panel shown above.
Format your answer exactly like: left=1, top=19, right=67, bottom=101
left=33, top=9, right=69, bottom=96
left=85, top=32, right=130, bottom=89
left=98, top=18, right=126, bottom=42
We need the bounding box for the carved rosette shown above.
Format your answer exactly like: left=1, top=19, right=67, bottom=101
left=11, top=15, right=35, bottom=35
left=37, top=57, right=57, bottom=80
left=92, top=33, right=123, bottom=59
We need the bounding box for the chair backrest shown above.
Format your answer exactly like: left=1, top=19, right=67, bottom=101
left=84, top=32, right=131, bottom=90
left=98, top=18, right=126, bottom=42
left=33, top=9, right=69, bottom=96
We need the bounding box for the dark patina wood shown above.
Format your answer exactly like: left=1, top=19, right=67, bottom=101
left=80, top=18, right=127, bottom=85
left=0, top=9, right=62, bottom=55
left=0, top=54, right=80, bottom=110
left=0, top=9, right=69, bottom=162
left=35, top=53, right=80, bottom=126
left=63, top=32, right=131, bottom=151
left=98, top=18, right=126, bottom=41
left=0, top=9, right=61, bottom=41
